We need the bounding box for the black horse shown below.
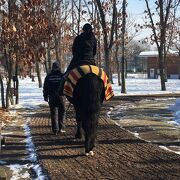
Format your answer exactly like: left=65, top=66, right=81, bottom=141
left=71, top=73, right=105, bottom=155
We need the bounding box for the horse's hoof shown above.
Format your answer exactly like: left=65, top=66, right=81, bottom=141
left=60, top=129, right=66, bottom=133
left=85, top=151, right=94, bottom=156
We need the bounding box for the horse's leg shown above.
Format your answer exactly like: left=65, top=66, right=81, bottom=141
left=75, top=113, right=82, bottom=139
left=83, top=118, right=98, bottom=154
left=84, top=131, right=96, bottom=154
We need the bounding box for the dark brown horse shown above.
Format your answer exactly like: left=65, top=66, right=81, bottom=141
left=72, top=73, right=104, bottom=155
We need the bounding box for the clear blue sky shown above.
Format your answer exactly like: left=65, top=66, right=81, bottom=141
left=127, top=0, right=146, bottom=16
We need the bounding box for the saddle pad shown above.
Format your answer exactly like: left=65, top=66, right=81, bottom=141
left=63, top=65, right=114, bottom=101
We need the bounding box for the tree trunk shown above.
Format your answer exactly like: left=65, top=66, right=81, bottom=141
left=114, top=7, right=121, bottom=86
left=125, top=58, right=127, bottom=78
left=58, top=30, right=62, bottom=72
left=77, top=0, right=82, bottom=35
left=44, top=43, right=48, bottom=73
left=44, top=59, right=48, bottom=74
left=6, top=79, right=11, bottom=111
left=14, top=63, right=19, bottom=104
left=47, top=42, right=51, bottom=73
left=96, top=15, right=102, bottom=68
left=4, top=46, right=12, bottom=110
left=121, top=0, right=126, bottom=93
left=95, top=0, right=111, bottom=77
left=71, top=1, right=74, bottom=38
left=15, top=77, right=19, bottom=104
left=55, top=34, right=61, bottom=70
left=104, top=45, right=110, bottom=77
left=97, top=39, right=102, bottom=68
left=110, top=68, right=113, bottom=84
left=9, top=88, right=14, bottom=105
left=158, top=52, right=166, bottom=91
left=36, top=62, right=42, bottom=88
left=0, top=75, right=5, bottom=108
left=115, top=44, right=121, bottom=86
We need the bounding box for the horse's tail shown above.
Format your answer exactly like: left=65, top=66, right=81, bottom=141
left=73, top=73, right=104, bottom=117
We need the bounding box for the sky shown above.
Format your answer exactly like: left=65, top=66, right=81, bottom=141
left=128, top=0, right=146, bottom=15
left=127, top=0, right=180, bottom=43
left=1, top=74, right=180, bottom=179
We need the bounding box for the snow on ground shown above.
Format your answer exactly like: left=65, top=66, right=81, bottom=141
left=169, top=99, right=180, bottom=125
left=15, top=74, right=180, bottom=126
left=8, top=74, right=180, bottom=128
left=112, top=74, right=180, bottom=95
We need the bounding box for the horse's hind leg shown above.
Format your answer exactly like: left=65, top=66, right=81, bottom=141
left=85, top=132, right=96, bottom=154
left=83, top=119, right=97, bottom=154
left=75, top=114, right=82, bottom=139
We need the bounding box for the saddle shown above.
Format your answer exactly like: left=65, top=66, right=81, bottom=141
left=63, top=65, right=114, bottom=101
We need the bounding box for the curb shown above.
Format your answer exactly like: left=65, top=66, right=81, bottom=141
left=111, top=93, right=180, bottom=101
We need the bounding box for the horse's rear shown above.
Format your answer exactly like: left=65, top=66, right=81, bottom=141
left=73, top=73, right=104, bottom=155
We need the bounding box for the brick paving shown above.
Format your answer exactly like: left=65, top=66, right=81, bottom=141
left=28, top=104, right=180, bottom=180
left=0, top=98, right=180, bottom=180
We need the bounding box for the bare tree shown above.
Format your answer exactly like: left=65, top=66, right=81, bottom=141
left=94, top=0, right=117, bottom=78
left=144, top=0, right=180, bottom=90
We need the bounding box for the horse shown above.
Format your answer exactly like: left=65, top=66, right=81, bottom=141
left=63, top=65, right=113, bottom=156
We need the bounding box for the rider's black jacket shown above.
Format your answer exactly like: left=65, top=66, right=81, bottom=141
left=66, top=31, right=97, bottom=71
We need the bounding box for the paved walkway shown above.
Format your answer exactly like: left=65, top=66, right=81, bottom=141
left=0, top=98, right=180, bottom=179
left=29, top=104, right=180, bottom=180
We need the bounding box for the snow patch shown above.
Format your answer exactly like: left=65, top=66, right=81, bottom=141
left=159, top=146, right=180, bottom=155
left=7, top=164, right=30, bottom=180
left=169, top=98, right=180, bottom=126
